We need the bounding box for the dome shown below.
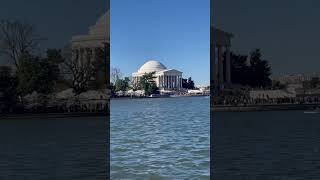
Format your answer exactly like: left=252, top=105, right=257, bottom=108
left=96, top=11, right=109, bottom=26
left=89, top=10, right=110, bottom=37
left=138, top=60, right=167, bottom=73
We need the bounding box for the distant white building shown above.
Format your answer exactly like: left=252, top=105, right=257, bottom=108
left=132, top=60, right=183, bottom=90
left=272, top=73, right=320, bottom=85
left=249, top=90, right=296, bottom=99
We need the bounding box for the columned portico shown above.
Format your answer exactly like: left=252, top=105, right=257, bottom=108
left=211, top=27, right=233, bottom=94
left=154, top=74, right=182, bottom=89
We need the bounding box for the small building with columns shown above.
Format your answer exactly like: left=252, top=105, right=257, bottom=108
left=211, top=27, right=233, bottom=93
left=132, top=60, right=183, bottom=90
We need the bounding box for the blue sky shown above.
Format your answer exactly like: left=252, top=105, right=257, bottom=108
left=213, top=0, right=320, bottom=75
left=111, top=0, right=210, bottom=86
left=0, top=0, right=107, bottom=64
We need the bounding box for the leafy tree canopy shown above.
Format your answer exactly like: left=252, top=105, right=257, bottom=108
left=139, top=72, right=159, bottom=96
left=16, top=49, right=61, bottom=95
left=115, top=77, right=130, bottom=92
left=229, top=49, right=272, bottom=88
left=182, top=77, right=195, bottom=89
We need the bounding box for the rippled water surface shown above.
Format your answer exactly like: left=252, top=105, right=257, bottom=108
left=0, top=117, right=107, bottom=180
left=111, top=96, right=210, bottom=179
left=213, top=111, right=320, bottom=180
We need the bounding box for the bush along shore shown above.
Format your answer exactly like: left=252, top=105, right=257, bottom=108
left=211, top=95, right=320, bottom=112
left=0, top=89, right=110, bottom=117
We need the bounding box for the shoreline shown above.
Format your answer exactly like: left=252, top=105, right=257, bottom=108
left=212, top=103, right=320, bottom=112
left=0, top=112, right=108, bottom=120
left=111, top=94, right=209, bottom=99
left=1, top=102, right=319, bottom=119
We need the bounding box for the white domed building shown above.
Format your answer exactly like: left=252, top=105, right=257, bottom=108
left=132, top=60, right=183, bottom=90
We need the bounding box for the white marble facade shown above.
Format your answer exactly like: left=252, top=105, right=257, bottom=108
left=211, top=27, right=233, bottom=91
left=132, top=61, right=183, bottom=90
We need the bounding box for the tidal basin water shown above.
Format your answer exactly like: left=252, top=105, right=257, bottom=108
left=111, top=96, right=210, bottom=179
left=213, top=111, right=320, bottom=180
left=0, top=117, right=107, bottom=180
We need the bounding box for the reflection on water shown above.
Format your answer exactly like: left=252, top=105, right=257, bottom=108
left=212, top=111, right=320, bottom=180
left=111, top=97, right=210, bottom=179
left=0, top=117, right=107, bottom=180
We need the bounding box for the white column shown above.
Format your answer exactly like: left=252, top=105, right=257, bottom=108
left=211, top=45, right=217, bottom=87
left=173, top=76, right=175, bottom=88
left=226, top=46, right=231, bottom=84
left=218, top=45, right=224, bottom=86
left=162, top=75, right=164, bottom=88
left=176, top=76, right=178, bottom=89
left=172, top=76, right=174, bottom=88
left=174, top=76, right=178, bottom=89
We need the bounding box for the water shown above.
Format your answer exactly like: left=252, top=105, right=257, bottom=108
left=111, top=96, right=210, bottom=179
left=0, top=117, right=108, bottom=180
left=212, top=111, right=320, bottom=180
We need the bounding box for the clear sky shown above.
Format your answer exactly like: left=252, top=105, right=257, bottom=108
left=111, top=0, right=210, bottom=86
left=0, top=0, right=107, bottom=64
left=213, top=0, right=320, bottom=76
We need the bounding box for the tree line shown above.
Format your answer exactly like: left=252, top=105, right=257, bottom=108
left=226, top=49, right=272, bottom=88
left=110, top=69, right=159, bottom=96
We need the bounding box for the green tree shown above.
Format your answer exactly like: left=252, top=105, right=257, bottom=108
left=226, top=49, right=272, bottom=88
left=110, top=82, right=115, bottom=97
left=16, top=50, right=61, bottom=96
left=249, top=49, right=272, bottom=87
left=182, top=77, right=195, bottom=89
left=229, top=52, right=250, bottom=85
left=115, top=77, right=130, bottom=92
left=139, top=72, right=159, bottom=96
